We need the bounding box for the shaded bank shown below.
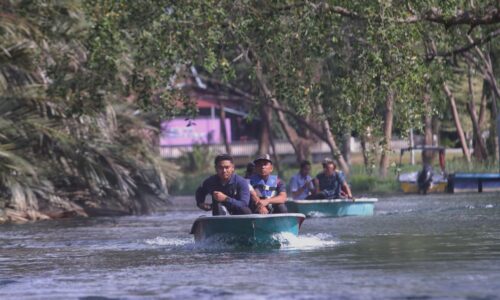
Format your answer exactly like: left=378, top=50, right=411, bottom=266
left=0, top=182, right=173, bottom=224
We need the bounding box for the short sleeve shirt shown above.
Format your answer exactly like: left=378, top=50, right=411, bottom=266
left=289, top=173, right=314, bottom=200
left=316, top=171, right=345, bottom=199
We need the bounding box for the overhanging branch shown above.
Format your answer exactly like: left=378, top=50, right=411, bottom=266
left=398, top=5, right=500, bottom=27
left=426, top=29, right=500, bottom=61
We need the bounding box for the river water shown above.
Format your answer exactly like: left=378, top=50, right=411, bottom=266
left=1, top=193, right=499, bottom=299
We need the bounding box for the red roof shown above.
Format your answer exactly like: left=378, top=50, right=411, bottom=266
left=196, top=98, right=219, bottom=108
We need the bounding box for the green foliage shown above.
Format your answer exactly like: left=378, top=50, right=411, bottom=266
left=169, top=171, right=211, bottom=196
left=176, top=145, right=215, bottom=174
left=350, top=173, right=400, bottom=194
left=0, top=1, right=179, bottom=222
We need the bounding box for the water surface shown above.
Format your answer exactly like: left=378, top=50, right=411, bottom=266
left=1, top=193, right=499, bottom=299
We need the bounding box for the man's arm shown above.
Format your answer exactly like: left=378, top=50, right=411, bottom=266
left=342, top=181, right=353, bottom=199
left=338, top=172, right=353, bottom=199
left=263, top=191, right=287, bottom=205
left=261, top=179, right=287, bottom=205
left=313, top=177, right=320, bottom=194
left=195, top=180, right=211, bottom=211
left=223, top=177, right=250, bottom=209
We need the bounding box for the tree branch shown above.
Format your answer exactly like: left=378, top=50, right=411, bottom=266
left=398, top=5, right=500, bottom=27
left=426, top=29, right=500, bottom=61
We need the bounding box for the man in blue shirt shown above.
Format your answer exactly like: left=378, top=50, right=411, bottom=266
left=195, top=154, right=252, bottom=215
left=289, top=160, right=314, bottom=200
left=310, top=158, right=353, bottom=199
left=249, top=154, right=288, bottom=214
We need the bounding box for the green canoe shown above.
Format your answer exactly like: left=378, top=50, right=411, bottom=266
left=190, top=213, right=306, bottom=246
left=285, top=198, right=377, bottom=218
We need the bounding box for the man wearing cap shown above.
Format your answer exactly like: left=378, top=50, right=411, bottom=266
left=249, top=154, right=288, bottom=214
left=310, top=158, right=353, bottom=199
left=195, top=154, right=252, bottom=215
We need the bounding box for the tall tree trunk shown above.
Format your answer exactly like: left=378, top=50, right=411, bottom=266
left=443, top=82, right=472, bottom=162
left=478, top=80, right=488, bottom=127
left=342, top=133, right=351, bottom=167
left=432, top=116, right=441, bottom=147
left=491, top=90, right=500, bottom=162
left=315, top=102, right=350, bottom=175
left=379, top=90, right=394, bottom=178
left=466, top=64, right=488, bottom=160
left=218, top=100, right=232, bottom=155
left=258, top=105, right=271, bottom=155
left=253, top=57, right=314, bottom=163
left=466, top=42, right=500, bottom=162
left=269, top=127, right=280, bottom=173
left=360, top=134, right=369, bottom=172
left=341, top=101, right=352, bottom=166
left=360, top=129, right=375, bottom=174
left=423, top=86, right=433, bottom=164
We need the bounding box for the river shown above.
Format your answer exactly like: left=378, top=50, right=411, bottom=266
left=1, top=193, right=499, bottom=299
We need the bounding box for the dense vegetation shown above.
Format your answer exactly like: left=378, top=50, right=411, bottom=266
left=1, top=1, right=500, bottom=223
left=0, top=1, right=180, bottom=223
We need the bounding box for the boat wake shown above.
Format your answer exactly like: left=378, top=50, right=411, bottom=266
left=145, top=237, right=192, bottom=247
left=277, top=232, right=339, bottom=250
left=144, top=233, right=338, bottom=251
left=306, top=211, right=329, bottom=218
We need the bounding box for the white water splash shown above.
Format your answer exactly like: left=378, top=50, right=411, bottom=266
left=275, top=232, right=339, bottom=250
left=307, top=211, right=329, bottom=218
left=145, top=237, right=192, bottom=247
left=144, top=232, right=339, bottom=250
left=485, top=204, right=494, bottom=208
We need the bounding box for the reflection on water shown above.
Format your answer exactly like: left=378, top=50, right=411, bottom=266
left=0, top=193, right=499, bottom=299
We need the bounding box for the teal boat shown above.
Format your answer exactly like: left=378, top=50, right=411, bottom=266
left=285, top=198, right=377, bottom=218
left=190, top=213, right=306, bottom=246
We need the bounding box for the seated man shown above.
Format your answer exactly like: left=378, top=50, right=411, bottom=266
left=195, top=154, right=252, bottom=215
left=249, top=154, right=288, bottom=214
left=309, top=158, right=353, bottom=199
left=289, top=160, right=314, bottom=200
left=417, top=163, right=433, bottom=194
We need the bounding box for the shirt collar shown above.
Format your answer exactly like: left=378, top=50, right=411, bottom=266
left=226, top=173, right=236, bottom=184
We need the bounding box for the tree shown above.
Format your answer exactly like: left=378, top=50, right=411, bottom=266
left=0, top=1, right=177, bottom=223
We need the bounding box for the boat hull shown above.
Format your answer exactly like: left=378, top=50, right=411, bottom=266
left=190, top=213, right=305, bottom=245
left=285, top=198, right=377, bottom=218
left=448, top=173, right=500, bottom=193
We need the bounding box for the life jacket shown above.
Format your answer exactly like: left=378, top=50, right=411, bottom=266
left=250, top=175, right=278, bottom=199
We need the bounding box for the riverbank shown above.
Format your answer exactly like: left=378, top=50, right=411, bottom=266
left=0, top=189, right=172, bottom=224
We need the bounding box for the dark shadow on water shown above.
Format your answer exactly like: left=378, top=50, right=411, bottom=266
left=0, top=279, right=18, bottom=287
left=79, top=297, right=121, bottom=300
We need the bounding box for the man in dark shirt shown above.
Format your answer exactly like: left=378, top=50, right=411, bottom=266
left=249, top=154, right=288, bottom=214
left=310, top=158, right=353, bottom=199
left=195, top=154, right=252, bottom=215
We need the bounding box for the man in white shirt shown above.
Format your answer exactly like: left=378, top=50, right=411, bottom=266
left=289, top=160, right=314, bottom=200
